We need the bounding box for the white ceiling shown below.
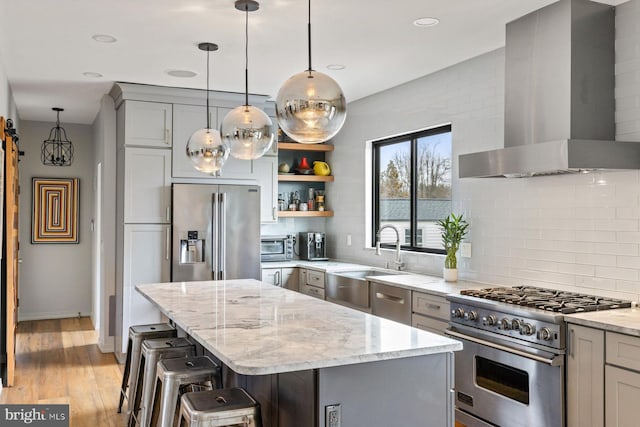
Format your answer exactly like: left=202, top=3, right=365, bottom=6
left=0, top=0, right=626, bottom=125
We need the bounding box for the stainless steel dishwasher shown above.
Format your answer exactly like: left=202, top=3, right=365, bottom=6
left=325, top=270, right=397, bottom=313
left=370, top=282, right=412, bottom=325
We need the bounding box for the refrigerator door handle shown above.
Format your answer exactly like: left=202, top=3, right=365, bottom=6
left=220, top=192, right=226, bottom=280
left=212, top=192, right=219, bottom=280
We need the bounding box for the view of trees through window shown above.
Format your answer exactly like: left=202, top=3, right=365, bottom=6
left=373, top=125, right=452, bottom=253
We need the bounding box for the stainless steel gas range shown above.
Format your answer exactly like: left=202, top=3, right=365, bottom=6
left=446, top=286, right=632, bottom=427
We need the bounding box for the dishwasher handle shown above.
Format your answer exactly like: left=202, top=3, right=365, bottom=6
left=375, top=292, right=405, bottom=304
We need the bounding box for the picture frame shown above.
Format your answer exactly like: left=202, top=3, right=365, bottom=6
left=32, top=177, right=79, bottom=244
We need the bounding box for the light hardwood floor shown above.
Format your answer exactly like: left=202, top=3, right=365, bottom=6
left=0, top=317, right=128, bottom=426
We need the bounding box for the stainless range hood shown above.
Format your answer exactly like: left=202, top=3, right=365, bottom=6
left=459, top=0, right=640, bottom=178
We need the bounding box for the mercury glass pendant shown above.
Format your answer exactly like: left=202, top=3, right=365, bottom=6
left=186, top=42, right=229, bottom=175
left=275, top=0, right=346, bottom=144
left=222, top=0, right=274, bottom=160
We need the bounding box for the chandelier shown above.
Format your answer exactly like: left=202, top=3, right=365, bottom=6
left=42, top=107, right=73, bottom=166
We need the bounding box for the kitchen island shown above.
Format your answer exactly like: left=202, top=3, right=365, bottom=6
left=137, top=279, right=461, bottom=427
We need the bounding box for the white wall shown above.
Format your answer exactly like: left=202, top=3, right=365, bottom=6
left=0, top=56, right=19, bottom=129
left=17, top=120, right=95, bottom=320
left=329, top=0, right=640, bottom=302
left=91, top=95, right=117, bottom=352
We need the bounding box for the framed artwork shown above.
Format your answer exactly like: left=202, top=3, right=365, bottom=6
left=32, top=177, right=79, bottom=244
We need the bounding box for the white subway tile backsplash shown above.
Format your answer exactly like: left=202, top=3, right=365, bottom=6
left=595, top=266, right=639, bottom=282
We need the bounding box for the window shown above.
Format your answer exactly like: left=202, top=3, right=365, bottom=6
left=372, top=125, right=452, bottom=254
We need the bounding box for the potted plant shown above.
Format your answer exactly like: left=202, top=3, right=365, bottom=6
left=437, top=213, right=469, bottom=282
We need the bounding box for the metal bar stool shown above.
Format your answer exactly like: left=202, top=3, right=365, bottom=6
left=178, top=388, right=262, bottom=427
left=149, top=356, right=222, bottom=427
left=129, top=337, right=196, bottom=427
left=118, top=323, right=177, bottom=414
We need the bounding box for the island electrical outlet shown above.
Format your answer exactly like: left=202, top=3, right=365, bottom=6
left=326, top=404, right=341, bottom=427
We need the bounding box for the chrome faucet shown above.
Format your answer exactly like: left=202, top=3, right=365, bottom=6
left=375, top=224, right=404, bottom=270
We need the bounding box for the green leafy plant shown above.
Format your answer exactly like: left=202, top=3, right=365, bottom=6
left=437, top=213, right=469, bottom=269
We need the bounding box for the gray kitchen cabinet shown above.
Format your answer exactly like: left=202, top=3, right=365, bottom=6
left=120, top=224, right=170, bottom=352
left=253, top=156, right=278, bottom=223
left=123, top=100, right=172, bottom=148
left=261, top=267, right=299, bottom=291
left=298, top=268, right=325, bottom=299
left=605, top=365, right=640, bottom=427
left=566, top=323, right=605, bottom=427
left=123, top=147, right=171, bottom=224
left=371, top=282, right=411, bottom=325
left=411, top=292, right=450, bottom=335
left=605, top=332, right=640, bottom=427
left=171, top=104, right=253, bottom=179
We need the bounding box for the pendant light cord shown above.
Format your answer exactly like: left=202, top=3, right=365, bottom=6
left=245, top=3, right=249, bottom=107
left=307, top=0, right=312, bottom=72
left=206, top=49, right=211, bottom=129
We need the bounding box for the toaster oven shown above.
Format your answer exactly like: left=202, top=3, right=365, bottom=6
left=260, top=235, right=295, bottom=262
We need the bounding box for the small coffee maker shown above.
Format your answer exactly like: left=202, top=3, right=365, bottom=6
left=299, top=232, right=328, bottom=261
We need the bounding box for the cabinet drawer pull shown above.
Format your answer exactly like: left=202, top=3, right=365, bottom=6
left=375, top=293, right=404, bottom=304
left=426, top=303, right=441, bottom=310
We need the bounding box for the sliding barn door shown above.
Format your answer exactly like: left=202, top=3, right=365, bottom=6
left=1, top=117, right=19, bottom=386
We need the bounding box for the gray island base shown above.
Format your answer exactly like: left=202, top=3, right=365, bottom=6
left=137, top=279, right=461, bottom=427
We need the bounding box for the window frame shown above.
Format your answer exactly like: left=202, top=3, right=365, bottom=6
left=372, top=124, right=452, bottom=255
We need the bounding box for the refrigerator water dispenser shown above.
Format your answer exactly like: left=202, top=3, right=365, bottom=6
left=179, top=231, right=205, bottom=264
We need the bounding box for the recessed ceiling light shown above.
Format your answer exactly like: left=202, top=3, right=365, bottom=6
left=83, top=71, right=103, bottom=78
left=413, top=17, right=440, bottom=27
left=326, top=64, right=345, bottom=70
left=92, top=34, right=117, bottom=43
left=166, top=70, right=198, bottom=78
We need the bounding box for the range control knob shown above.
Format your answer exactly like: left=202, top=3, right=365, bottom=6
left=482, top=315, right=497, bottom=326
left=451, top=308, right=465, bottom=319
left=519, top=323, right=536, bottom=336
left=512, top=319, right=523, bottom=331
left=463, top=311, right=478, bottom=322
left=498, top=318, right=512, bottom=330
left=538, top=327, right=553, bottom=341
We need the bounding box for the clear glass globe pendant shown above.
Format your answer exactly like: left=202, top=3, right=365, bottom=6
left=275, top=0, right=346, bottom=144
left=222, top=105, right=274, bottom=160
left=276, top=70, right=346, bottom=144
left=223, top=0, right=275, bottom=160
left=185, top=42, right=229, bottom=176
left=186, top=128, right=229, bottom=175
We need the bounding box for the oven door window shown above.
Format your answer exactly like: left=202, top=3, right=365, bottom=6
left=262, top=240, right=284, bottom=255
left=475, top=356, right=529, bottom=404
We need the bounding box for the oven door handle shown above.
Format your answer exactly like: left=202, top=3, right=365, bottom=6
left=445, top=329, right=563, bottom=367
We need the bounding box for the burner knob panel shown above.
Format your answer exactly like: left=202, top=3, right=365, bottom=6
left=498, top=318, right=512, bottom=330
left=482, top=315, right=497, bottom=326
left=452, top=308, right=465, bottom=318
left=520, top=323, right=536, bottom=336
left=512, top=319, right=523, bottom=331
left=463, top=311, right=478, bottom=322
left=538, top=327, right=553, bottom=341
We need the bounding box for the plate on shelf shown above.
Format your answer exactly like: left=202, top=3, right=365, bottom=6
left=278, top=172, right=295, bottom=175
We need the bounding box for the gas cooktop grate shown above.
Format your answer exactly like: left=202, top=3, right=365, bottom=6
left=460, top=286, right=632, bottom=314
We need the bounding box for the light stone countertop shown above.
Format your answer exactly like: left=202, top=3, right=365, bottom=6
left=261, top=260, right=489, bottom=296
left=136, top=279, right=462, bottom=376
left=565, top=307, right=640, bottom=337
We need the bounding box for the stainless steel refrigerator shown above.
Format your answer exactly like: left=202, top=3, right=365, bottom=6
left=172, top=183, right=261, bottom=282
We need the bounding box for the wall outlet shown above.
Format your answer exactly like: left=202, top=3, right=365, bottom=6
left=460, top=243, right=472, bottom=258
left=326, top=404, right=341, bottom=427
left=346, top=234, right=352, bottom=246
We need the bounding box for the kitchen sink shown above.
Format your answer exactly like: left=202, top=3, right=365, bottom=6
left=332, top=269, right=399, bottom=280
left=325, top=269, right=400, bottom=312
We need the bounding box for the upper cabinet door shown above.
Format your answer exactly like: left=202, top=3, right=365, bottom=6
left=124, top=101, right=173, bottom=148
left=124, top=147, right=172, bottom=223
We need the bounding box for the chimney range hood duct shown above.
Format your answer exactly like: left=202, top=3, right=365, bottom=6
left=459, top=0, right=640, bottom=178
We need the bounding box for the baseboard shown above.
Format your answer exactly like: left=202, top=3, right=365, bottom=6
left=98, top=339, right=115, bottom=354
left=18, top=311, right=92, bottom=322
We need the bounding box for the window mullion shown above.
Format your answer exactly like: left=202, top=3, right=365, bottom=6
left=410, top=137, right=418, bottom=249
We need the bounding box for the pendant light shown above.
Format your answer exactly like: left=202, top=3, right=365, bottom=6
left=42, top=107, right=73, bottom=166
left=275, top=0, right=346, bottom=144
left=221, top=0, right=275, bottom=160
left=186, top=42, right=229, bottom=176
